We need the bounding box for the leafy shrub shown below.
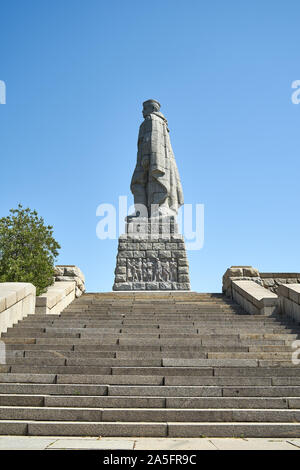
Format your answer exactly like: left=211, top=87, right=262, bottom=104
left=0, top=204, right=60, bottom=295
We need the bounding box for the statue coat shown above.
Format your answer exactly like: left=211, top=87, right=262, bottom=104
left=130, top=111, right=184, bottom=217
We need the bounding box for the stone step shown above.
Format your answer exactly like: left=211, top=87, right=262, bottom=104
left=45, top=396, right=167, bottom=408
left=12, top=350, right=295, bottom=360
left=168, top=423, right=300, bottom=438
left=0, top=384, right=107, bottom=395
left=8, top=356, right=297, bottom=367
left=6, top=395, right=291, bottom=409
left=56, top=375, right=271, bottom=386
left=10, top=365, right=113, bottom=375
left=206, top=353, right=293, bottom=359
left=20, top=316, right=289, bottom=322
left=112, top=366, right=300, bottom=377
left=166, top=397, right=290, bottom=408
left=1, top=420, right=300, bottom=437
left=0, top=407, right=300, bottom=423
left=1, top=381, right=300, bottom=398
left=162, top=359, right=259, bottom=367
left=7, top=344, right=266, bottom=352
left=23, top=351, right=118, bottom=359
left=0, top=420, right=167, bottom=437
left=5, top=344, right=74, bottom=351
left=21, top=317, right=288, bottom=323
left=0, top=374, right=56, bottom=384
left=21, top=351, right=206, bottom=359
left=164, top=377, right=273, bottom=386
left=9, top=328, right=297, bottom=338
left=6, top=357, right=163, bottom=367
left=0, top=373, right=165, bottom=385
left=7, top=364, right=300, bottom=378
left=0, top=407, right=101, bottom=421
left=106, top=385, right=300, bottom=397
left=99, top=408, right=300, bottom=423
left=5, top=337, right=291, bottom=348
left=0, top=395, right=45, bottom=406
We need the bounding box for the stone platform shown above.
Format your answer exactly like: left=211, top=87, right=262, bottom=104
left=113, top=217, right=190, bottom=291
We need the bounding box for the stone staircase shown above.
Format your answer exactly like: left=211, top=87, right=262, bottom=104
left=1, top=292, right=300, bottom=437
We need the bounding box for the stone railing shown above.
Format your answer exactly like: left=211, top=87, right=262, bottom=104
left=54, top=265, right=85, bottom=298
left=231, top=280, right=279, bottom=316
left=0, top=283, right=36, bottom=334
left=278, top=284, right=300, bottom=322
left=35, top=281, right=76, bottom=315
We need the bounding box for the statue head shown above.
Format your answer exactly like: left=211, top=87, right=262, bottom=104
left=142, top=99, right=161, bottom=118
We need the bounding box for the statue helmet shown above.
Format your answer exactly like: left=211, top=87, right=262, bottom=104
left=143, top=99, right=161, bottom=112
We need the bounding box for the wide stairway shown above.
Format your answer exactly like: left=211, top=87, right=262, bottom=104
left=0, top=292, right=300, bottom=437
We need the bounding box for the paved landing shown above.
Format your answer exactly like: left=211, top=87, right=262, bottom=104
left=0, top=436, right=299, bottom=450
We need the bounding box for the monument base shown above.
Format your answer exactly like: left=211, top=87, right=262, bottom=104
left=113, top=217, right=190, bottom=291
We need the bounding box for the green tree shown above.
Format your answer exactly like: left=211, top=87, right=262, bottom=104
left=0, top=204, right=60, bottom=295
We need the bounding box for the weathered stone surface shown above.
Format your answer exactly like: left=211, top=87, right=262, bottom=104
left=113, top=232, right=190, bottom=291
left=54, top=266, right=85, bottom=298
left=231, top=280, right=279, bottom=316
left=0, top=283, right=36, bottom=334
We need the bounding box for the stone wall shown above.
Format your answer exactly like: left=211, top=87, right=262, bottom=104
left=278, top=284, right=300, bottom=322
left=114, top=234, right=190, bottom=291
left=231, top=280, right=279, bottom=316
left=113, top=217, right=190, bottom=291
left=0, top=283, right=36, bottom=334
left=260, top=273, right=300, bottom=294
left=222, top=266, right=262, bottom=298
left=36, top=281, right=76, bottom=315
left=54, top=265, right=85, bottom=298
left=223, top=266, right=300, bottom=297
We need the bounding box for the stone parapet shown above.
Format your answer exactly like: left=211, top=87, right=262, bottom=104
left=222, top=266, right=261, bottom=297
left=0, top=283, right=36, bottom=334
left=54, top=265, right=85, bottom=298
left=223, top=266, right=300, bottom=297
left=231, top=280, right=279, bottom=316
left=278, top=284, right=300, bottom=322
left=35, top=281, right=76, bottom=315
left=260, top=273, right=300, bottom=293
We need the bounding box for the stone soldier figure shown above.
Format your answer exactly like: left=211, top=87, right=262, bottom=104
left=162, top=261, right=170, bottom=282
left=153, top=259, right=163, bottom=282
left=130, top=100, right=184, bottom=218
left=170, top=258, right=178, bottom=282
left=127, top=259, right=133, bottom=281
left=142, top=259, right=148, bottom=281
left=136, top=258, right=143, bottom=281
left=146, top=260, right=153, bottom=282
left=130, top=260, right=138, bottom=282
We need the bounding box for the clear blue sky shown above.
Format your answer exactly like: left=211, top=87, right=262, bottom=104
left=1, top=0, right=299, bottom=292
